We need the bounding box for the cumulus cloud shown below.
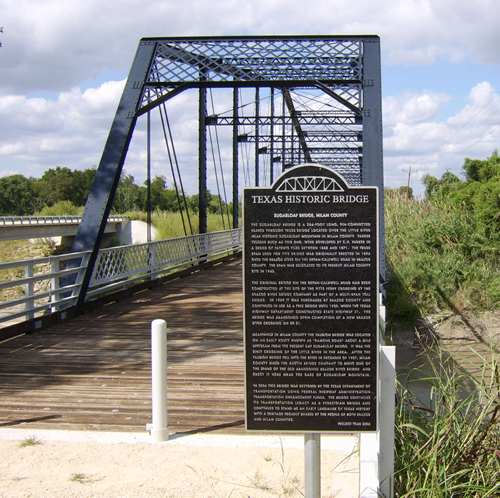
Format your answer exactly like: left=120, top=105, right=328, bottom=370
left=0, top=77, right=499, bottom=197
left=383, top=92, right=450, bottom=127
left=0, top=0, right=499, bottom=93
left=0, top=80, right=239, bottom=195
left=383, top=81, right=500, bottom=190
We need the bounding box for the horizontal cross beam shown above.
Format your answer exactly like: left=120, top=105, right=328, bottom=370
left=206, top=113, right=362, bottom=126
left=238, top=132, right=362, bottom=143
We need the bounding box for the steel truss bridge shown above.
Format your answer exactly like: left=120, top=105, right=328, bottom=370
left=0, top=37, right=386, bottom=478
left=69, top=35, right=384, bottom=309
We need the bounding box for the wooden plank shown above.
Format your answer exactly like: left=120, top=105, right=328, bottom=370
left=0, top=259, right=246, bottom=434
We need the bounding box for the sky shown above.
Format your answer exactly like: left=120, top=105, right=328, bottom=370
left=0, top=0, right=499, bottom=197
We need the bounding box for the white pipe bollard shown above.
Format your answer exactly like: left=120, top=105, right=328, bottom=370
left=151, top=319, right=168, bottom=442
left=304, top=433, right=321, bottom=498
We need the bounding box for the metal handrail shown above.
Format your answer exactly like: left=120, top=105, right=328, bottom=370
left=0, top=228, right=242, bottom=327
left=0, top=215, right=128, bottom=225
left=0, top=251, right=90, bottom=271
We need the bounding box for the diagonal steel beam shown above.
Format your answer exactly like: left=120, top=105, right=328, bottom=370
left=282, top=89, right=312, bottom=163
left=71, top=40, right=157, bottom=307
left=136, top=84, right=192, bottom=116
left=157, top=44, right=257, bottom=80
left=314, top=81, right=361, bottom=115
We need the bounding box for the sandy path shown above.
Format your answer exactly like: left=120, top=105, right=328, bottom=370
left=0, top=431, right=359, bottom=498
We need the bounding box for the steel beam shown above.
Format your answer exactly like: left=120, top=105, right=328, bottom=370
left=198, top=74, right=208, bottom=234
left=232, top=88, right=239, bottom=228
left=255, top=88, right=260, bottom=186
left=314, top=81, right=361, bottom=115
left=267, top=146, right=362, bottom=155
left=270, top=88, right=275, bottom=183
left=72, top=40, right=157, bottom=307
left=238, top=132, right=362, bottom=143
left=282, top=89, right=312, bottom=163
left=206, top=113, right=361, bottom=126
left=281, top=89, right=286, bottom=170
left=362, top=37, right=385, bottom=281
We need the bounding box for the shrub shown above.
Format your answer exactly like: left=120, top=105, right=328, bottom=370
left=395, top=349, right=499, bottom=496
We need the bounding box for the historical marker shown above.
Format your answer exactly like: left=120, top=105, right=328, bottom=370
left=244, top=164, right=379, bottom=432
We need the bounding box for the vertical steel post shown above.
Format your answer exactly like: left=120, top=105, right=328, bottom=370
left=50, top=259, right=59, bottom=313
left=232, top=88, right=239, bottom=228
left=362, top=37, right=385, bottom=281
left=199, top=77, right=208, bottom=234
left=270, top=87, right=274, bottom=184
left=305, top=433, right=321, bottom=498
left=146, top=111, right=152, bottom=277
left=146, top=111, right=152, bottom=243
left=24, top=262, right=34, bottom=321
left=255, top=87, right=260, bottom=186
left=281, top=89, right=286, bottom=170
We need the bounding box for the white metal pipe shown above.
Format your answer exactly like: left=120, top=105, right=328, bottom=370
left=379, top=345, right=396, bottom=497
left=151, top=319, right=168, bottom=442
left=304, top=433, right=321, bottom=498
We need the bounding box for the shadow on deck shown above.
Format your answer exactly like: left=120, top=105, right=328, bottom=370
left=0, top=258, right=245, bottom=434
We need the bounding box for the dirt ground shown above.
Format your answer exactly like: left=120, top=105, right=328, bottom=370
left=0, top=432, right=359, bottom=498
left=435, top=310, right=499, bottom=346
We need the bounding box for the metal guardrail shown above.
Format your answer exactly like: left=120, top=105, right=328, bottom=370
left=0, top=215, right=128, bottom=225
left=0, top=228, right=241, bottom=327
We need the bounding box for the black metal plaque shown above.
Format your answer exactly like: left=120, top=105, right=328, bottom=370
left=244, top=165, right=378, bottom=432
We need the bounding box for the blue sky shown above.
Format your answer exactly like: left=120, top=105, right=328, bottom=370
left=0, top=0, right=499, bottom=197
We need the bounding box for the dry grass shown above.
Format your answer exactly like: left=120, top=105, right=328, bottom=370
left=0, top=239, right=54, bottom=301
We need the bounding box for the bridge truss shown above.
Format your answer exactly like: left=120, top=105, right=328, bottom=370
left=72, top=35, right=384, bottom=305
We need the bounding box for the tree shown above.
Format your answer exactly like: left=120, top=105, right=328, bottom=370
left=0, top=175, right=37, bottom=215
left=34, top=166, right=96, bottom=207
left=423, top=171, right=460, bottom=199
left=463, top=151, right=500, bottom=182
left=114, top=174, right=142, bottom=212
left=423, top=175, right=440, bottom=198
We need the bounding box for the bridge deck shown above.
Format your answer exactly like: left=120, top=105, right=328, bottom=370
left=0, top=258, right=245, bottom=434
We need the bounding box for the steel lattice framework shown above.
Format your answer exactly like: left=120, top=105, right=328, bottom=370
left=139, top=38, right=362, bottom=110
left=71, top=35, right=385, bottom=305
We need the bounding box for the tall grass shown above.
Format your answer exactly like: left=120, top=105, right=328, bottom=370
left=395, top=348, right=499, bottom=496
left=36, top=200, right=83, bottom=216
left=385, top=191, right=499, bottom=321
left=123, top=209, right=231, bottom=239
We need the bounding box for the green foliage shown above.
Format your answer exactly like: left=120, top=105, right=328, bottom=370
left=395, top=349, right=499, bottom=496
left=37, top=200, right=83, bottom=216
left=0, top=167, right=233, bottom=226
left=34, top=166, right=95, bottom=207
left=386, top=192, right=498, bottom=319
left=0, top=175, right=37, bottom=215
left=114, top=174, right=144, bottom=212
left=463, top=150, right=499, bottom=182
left=0, top=167, right=96, bottom=216
left=423, top=151, right=499, bottom=242
left=387, top=151, right=499, bottom=319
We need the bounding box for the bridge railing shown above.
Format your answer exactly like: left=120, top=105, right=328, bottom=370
left=0, top=215, right=128, bottom=225
left=0, top=228, right=241, bottom=328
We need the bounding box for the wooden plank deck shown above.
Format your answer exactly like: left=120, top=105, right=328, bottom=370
left=0, top=258, right=245, bottom=434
